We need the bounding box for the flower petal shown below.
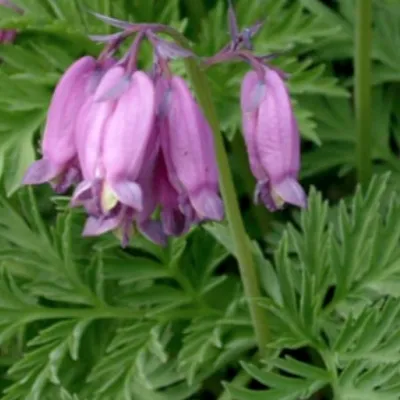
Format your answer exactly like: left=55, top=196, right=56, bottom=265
left=190, top=189, right=224, bottom=221
left=103, top=71, right=155, bottom=183
left=71, top=180, right=93, bottom=207
left=110, top=180, right=143, bottom=211
left=273, top=177, right=307, bottom=209
left=161, top=209, right=189, bottom=236
left=22, top=158, right=61, bottom=186
left=82, top=214, right=122, bottom=236
left=139, top=220, right=167, bottom=246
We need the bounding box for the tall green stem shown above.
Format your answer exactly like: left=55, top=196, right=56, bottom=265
left=184, top=61, right=270, bottom=355
left=355, top=0, right=373, bottom=185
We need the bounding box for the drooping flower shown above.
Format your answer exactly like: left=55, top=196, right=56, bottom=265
left=22, top=56, right=104, bottom=193
left=101, top=70, right=156, bottom=212
left=157, top=76, right=224, bottom=223
left=240, top=66, right=307, bottom=211
left=72, top=67, right=157, bottom=245
left=72, top=64, right=126, bottom=208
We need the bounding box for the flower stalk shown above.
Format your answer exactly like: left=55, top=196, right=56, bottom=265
left=355, top=0, right=373, bottom=186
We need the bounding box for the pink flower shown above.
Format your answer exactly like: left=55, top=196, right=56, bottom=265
left=22, top=56, right=101, bottom=192
left=72, top=68, right=157, bottom=246
left=157, top=76, right=224, bottom=223
left=240, top=67, right=307, bottom=211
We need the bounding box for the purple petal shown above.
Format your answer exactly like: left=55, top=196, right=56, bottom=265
left=70, top=180, right=93, bottom=207
left=77, top=65, right=125, bottom=180
left=51, top=166, right=81, bottom=193
left=22, top=159, right=61, bottom=186
left=161, top=209, right=189, bottom=237
left=190, top=189, right=224, bottom=221
left=85, top=59, right=117, bottom=95
left=139, top=220, right=167, bottom=246
left=254, top=180, right=279, bottom=211
left=110, top=181, right=143, bottom=211
left=82, top=214, right=121, bottom=237
left=162, top=76, right=218, bottom=194
left=115, top=208, right=135, bottom=248
left=42, top=56, right=97, bottom=165
left=179, top=197, right=198, bottom=223
left=95, top=76, right=131, bottom=102
left=256, top=67, right=298, bottom=181
left=103, top=71, right=156, bottom=183
left=240, top=71, right=267, bottom=181
left=81, top=199, right=102, bottom=217
left=273, top=177, right=307, bottom=209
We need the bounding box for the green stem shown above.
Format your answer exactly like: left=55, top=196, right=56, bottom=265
left=355, top=0, right=373, bottom=185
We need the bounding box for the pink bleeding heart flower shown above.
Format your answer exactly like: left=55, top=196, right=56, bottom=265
left=101, top=70, right=156, bottom=213
left=240, top=66, right=307, bottom=211
left=22, top=56, right=108, bottom=193
left=72, top=64, right=126, bottom=203
left=73, top=68, right=157, bottom=245
left=157, top=76, right=224, bottom=223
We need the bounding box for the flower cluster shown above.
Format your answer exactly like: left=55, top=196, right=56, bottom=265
left=22, top=3, right=306, bottom=247
left=0, top=0, right=22, bottom=44
left=23, top=27, right=223, bottom=247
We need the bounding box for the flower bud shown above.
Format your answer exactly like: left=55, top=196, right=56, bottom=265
left=240, top=67, right=307, bottom=211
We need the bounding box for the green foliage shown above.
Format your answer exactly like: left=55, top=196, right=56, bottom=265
left=0, top=1, right=399, bottom=399
left=226, top=175, right=400, bottom=399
